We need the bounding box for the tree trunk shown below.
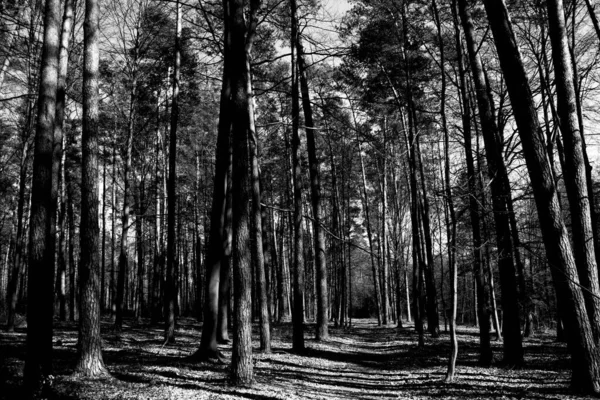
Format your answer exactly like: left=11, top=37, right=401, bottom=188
left=434, top=0, right=458, bottom=380
left=296, top=36, right=329, bottom=340
left=451, top=0, right=492, bottom=366
left=24, top=0, right=60, bottom=391
left=484, top=0, right=600, bottom=392
left=74, top=0, right=109, bottom=376
left=229, top=0, right=254, bottom=385
left=547, top=0, right=600, bottom=340
left=290, top=0, right=305, bottom=353
left=458, top=0, right=521, bottom=366
left=164, top=0, right=181, bottom=345
left=192, top=0, right=232, bottom=361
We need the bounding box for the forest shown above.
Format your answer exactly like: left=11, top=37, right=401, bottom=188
left=2, top=0, right=600, bottom=398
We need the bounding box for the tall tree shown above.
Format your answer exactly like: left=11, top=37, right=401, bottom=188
left=458, top=0, right=522, bottom=366
left=229, top=0, right=254, bottom=385
left=24, top=0, right=60, bottom=391
left=296, top=27, right=329, bottom=341
left=290, top=0, right=305, bottom=353
left=547, top=0, right=600, bottom=338
left=192, top=0, right=232, bottom=361
left=483, top=0, right=600, bottom=392
left=246, top=0, right=270, bottom=353
left=164, top=0, right=182, bottom=345
left=75, top=0, right=109, bottom=377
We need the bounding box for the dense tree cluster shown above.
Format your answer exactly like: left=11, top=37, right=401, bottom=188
left=2, top=0, right=600, bottom=395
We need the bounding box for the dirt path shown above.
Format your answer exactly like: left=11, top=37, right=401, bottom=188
left=0, top=318, right=589, bottom=399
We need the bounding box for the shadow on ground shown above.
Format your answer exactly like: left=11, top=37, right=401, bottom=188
left=0, top=318, right=586, bottom=399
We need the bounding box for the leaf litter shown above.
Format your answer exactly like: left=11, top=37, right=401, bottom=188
left=0, top=318, right=592, bottom=399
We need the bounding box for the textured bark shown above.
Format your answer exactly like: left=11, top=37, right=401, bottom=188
left=75, top=0, right=108, bottom=376
left=134, top=181, right=145, bottom=322
left=244, top=0, right=270, bottom=352
left=296, top=36, right=329, bottom=340
left=547, top=0, right=600, bottom=341
left=458, top=0, right=521, bottom=366
left=192, top=0, right=231, bottom=361
left=451, top=0, right=491, bottom=366
left=290, top=0, right=305, bottom=353
left=217, top=170, right=232, bottom=343
left=164, top=0, right=181, bottom=345
left=436, top=0, right=458, bottom=380
left=483, top=0, right=600, bottom=392
left=229, top=0, right=254, bottom=385
left=24, top=0, right=61, bottom=391
left=51, top=0, right=73, bottom=322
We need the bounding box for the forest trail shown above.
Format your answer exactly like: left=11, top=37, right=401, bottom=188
left=0, top=318, right=585, bottom=399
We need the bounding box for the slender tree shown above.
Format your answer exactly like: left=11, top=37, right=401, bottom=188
left=290, top=0, right=305, bottom=353
left=75, top=0, right=109, bottom=377
left=164, top=0, right=181, bottom=345
left=296, top=30, right=329, bottom=340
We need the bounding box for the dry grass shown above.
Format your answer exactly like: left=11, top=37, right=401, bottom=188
left=0, top=318, right=590, bottom=399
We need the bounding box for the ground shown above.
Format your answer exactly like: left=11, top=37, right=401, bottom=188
left=0, top=318, right=590, bottom=399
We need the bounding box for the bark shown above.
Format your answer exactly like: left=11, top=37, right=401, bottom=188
left=164, top=0, right=181, bottom=345
left=379, top=125, right=391, bottom=326
left=67, top=174, right=77, bottom=322
left=192, top=0, right=232, bottom=361
left=483, top=0, right=600, bottom=392
left=217, top=164, right=232, bottom=343
left=246, top=0, right=270, bottom=352
left=24, top=0, right=61, bottom=390
left=547, top=0, right=600, bottom=341
left=74, top=0, right=109, bottom=376
left=296, top=36, right=329, bottom=340
left=451, top=0, right=492, bottom=366
left=51, top=0, right=73, bottom=322
left=134, top=181, right=145, bottom=322
left=435, top=0, right=458, bottom=381
left=291, top=0, right=305, bottom=352
left=458, top=0, right=522, bottom=366
left=229, top=0, right=254, bottom=385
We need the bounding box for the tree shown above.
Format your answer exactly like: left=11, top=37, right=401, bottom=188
left=296, top=18, right=329, bottom=341
left=24, top=0, right=60, bottom=392
left=192, top=0, right=232, bottom=362
left=229, top=0, right=255, bottom=385
left=290, top=0, right=305, bottom=353
left=164, top=0, right=182, bottom=345
left=75, top=0, right=109, bottom=377
left=547, top=0, right=600, bottom=339
left=483, top=0, right=600, bottom=393
left=458, top=0, right=522, bottom=366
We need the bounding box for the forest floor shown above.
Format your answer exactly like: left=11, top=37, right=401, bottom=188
left=0, top=317, right=589, bottom=399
